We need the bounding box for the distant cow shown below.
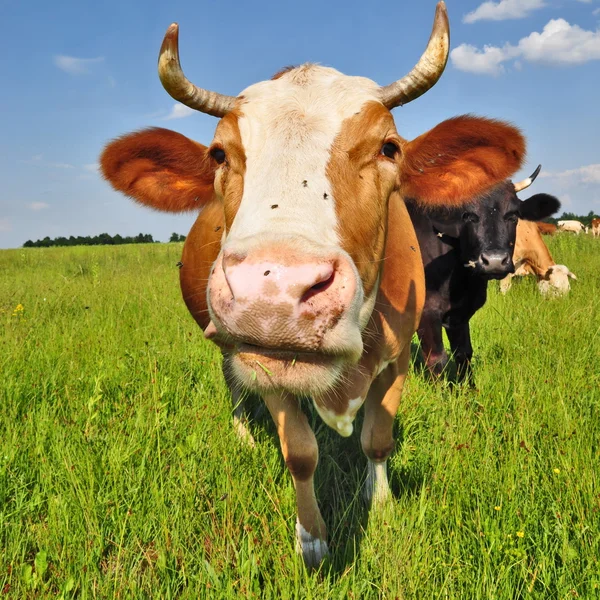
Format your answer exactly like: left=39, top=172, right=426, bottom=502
left=557, top=220, right=587, bottom=234
left=537, top=222, right=557, bottom=235
left=408, top=165, right=560, bottom=382
left=592, top=217, right=600, bottom=237
left=500, top=220, right=577, bottom=295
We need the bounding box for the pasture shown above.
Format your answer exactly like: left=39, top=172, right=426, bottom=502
left=1, top=234, right=599, bottom=599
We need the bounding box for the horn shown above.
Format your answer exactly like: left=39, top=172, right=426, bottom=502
left=158, top=23, right=237, bottom=118
left=379, top=1, right=450, bottom=109
left=514, top=164, right=542, bottom=193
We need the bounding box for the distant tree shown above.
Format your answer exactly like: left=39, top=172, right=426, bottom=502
left=22, top=232, right=161, bottom=248
left=169, top=233, right=186, bottom=242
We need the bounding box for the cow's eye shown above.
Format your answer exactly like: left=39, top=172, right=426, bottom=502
left=462, top=212, right=479, bottom=223
left=210, top=147, right=226, bottom=164
left=381, top=141, right=400, bottom=159
left=505, top=211, right=519, bottom=222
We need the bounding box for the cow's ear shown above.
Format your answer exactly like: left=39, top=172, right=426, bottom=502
left=100, top=127, right=215, bottom=212
left=400, top=116, right=526, bottom=206
left=519, top=193, right=561, bottom=221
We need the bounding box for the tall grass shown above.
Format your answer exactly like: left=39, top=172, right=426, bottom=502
left=1, top=235, right=599, bottom=599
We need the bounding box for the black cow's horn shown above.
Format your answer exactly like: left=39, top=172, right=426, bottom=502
left=514, top=164, right=542, bottom=193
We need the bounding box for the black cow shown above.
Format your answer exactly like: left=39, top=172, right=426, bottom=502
left=407, top=165, right=560, bottom=382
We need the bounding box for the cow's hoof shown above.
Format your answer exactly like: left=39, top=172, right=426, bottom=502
left=295, top=520, right=329, bottom=569
left=363, top=460, right=392, bottom=507
left=233, top=415, right=256, bottom=448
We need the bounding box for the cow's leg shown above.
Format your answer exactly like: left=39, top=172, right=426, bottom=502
left=361, top=345, right=409, bottom=507
left=417, top=312, right=448, bottom=377
left=499, top=272, right=514, bottom=294
left=222, top=363, right=255, bottom=447
left=446, top=322, right=473, bottom=384
left=263, top=392, right=327, bottom=568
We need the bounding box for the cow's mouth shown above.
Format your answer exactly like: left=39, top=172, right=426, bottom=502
left=227, top=344, right=344, bottom=395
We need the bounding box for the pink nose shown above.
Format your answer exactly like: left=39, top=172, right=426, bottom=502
left=208, top=246, right=359, bottom=351
left=223, top=251, right=338, bottom=309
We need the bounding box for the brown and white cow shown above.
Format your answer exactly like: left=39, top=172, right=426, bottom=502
left=101, top=3, right=531, bottom=567
left=592, top=217, right=600, bottom=237
left=500, top=219, right=577, bottom=295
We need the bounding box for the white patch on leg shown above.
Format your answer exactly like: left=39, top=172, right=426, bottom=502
left=312, top=396, right=363, bottom=437
left=233, top=414, right=256, bottom=448
left=295, top=520, right=329, bottom=569
left=364, top=459, right=391, bottom=506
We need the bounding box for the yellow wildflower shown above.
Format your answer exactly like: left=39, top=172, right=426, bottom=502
left=494, top=506, right=501, bottom=511
left=553, top=468, right=560, bottom=474
left=516, top=531, right=525, bottom=538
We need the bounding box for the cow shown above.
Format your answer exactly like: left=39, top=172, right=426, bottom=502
left=592, top=217, right=600, bottom=237
left=500, top=219, right=577, bottom=295
left=100, top=3, right=537, bottom=567
left=537, top=221, right=557, bottom=235
left=407, top=165, right=560, bottom=382
left=557, top=220, right=587, bottom=234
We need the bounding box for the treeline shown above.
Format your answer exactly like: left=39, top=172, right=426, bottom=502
left=544, top=211, right=599, bottom=227
left=23, top=232, right=186, bottom=248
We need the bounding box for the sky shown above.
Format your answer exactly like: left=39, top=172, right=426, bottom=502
left=1, top=0, right=599, bottom=248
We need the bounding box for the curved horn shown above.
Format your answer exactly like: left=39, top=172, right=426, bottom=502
left=158, top=23, right=237, bottom=118
left=514, top=164, right=542, bottom=193
left=379, top=1, right=450, bottom=109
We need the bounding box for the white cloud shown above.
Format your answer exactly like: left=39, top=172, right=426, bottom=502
left=452, top=19, right=600, bottom=74
left=594, top=8, right=600, bottom=16
left=53, top=55, right=104, bottom=75
left=540, top=164, right=600, bottom=184
left=0, top=218, right=11, bottom=232
left=49, top=162, right=75, bottom=169
left=164, top=104, right=195, bottom=120
left=518, top=19, right=600, bottom=65
left=463, top=0, right=546, bottom=23
left=23, top=155, right=75, bottom=169
left=450, top=43, right=517, bottom=75
left=28, top=202, right=50, bottom=211
left=83, top=163, right=99, bottom=173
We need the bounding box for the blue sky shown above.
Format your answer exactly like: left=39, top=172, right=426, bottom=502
left=1, top=0, right=599, bottom=248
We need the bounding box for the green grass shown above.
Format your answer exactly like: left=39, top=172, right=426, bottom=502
left=1, top=236, right=599, bottom=599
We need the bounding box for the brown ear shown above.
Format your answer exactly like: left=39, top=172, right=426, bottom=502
left=400, top=115, right=526, bottom=206
left=100, top=127, right=215, bottom=212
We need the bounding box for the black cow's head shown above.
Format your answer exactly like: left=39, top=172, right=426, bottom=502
left=433, top=166, right=560, bottom=279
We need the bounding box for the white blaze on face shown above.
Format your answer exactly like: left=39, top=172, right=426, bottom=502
left=228, top=65, right=381, bottom=248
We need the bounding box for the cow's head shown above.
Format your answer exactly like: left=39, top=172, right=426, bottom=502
left=101, top=2, right=531, bottom=396
left=432, top=165, right=560, bottom=279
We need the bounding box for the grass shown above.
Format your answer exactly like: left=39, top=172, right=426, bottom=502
left=1, top=235, right=599, bottom=599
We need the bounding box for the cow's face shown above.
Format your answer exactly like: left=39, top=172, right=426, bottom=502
left=458, top=182, right=560, bottom=279
left=207, top=69, right=402, bottom=394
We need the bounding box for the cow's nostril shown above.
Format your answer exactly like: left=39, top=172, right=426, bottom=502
left=481, top=254, right=490, bottom=266
left=501, top=254, right=509, bottom=265
left=301, top=270, right=335, bottom=304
